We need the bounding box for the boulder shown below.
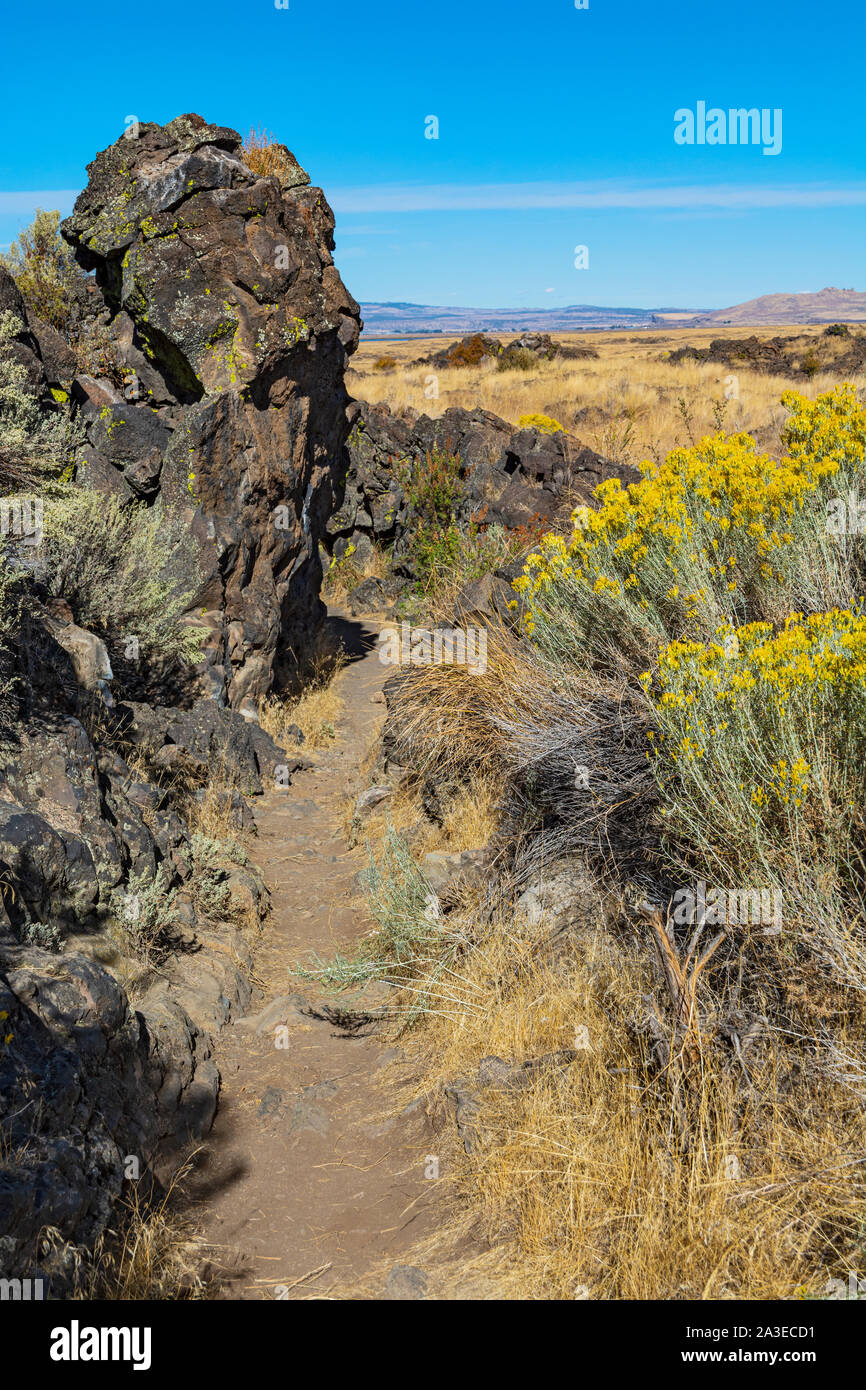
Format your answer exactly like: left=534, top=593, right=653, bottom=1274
left=116, top=698, right=297, bottom=794
left=77, top=399, right=172, bottom=502
left=28, top=316, right=77, bottom=388
left=43, top=616, right=114, bottom=698
left=353, top=785, right=392, bottom=819
left=0, top=951, right=160, bottom=1284
left=346, top=576, right=389, bottom=616
left=499, top=331, right=598, bottom=364
left=421, top=848, right=488, bottom=895
left=454, top=571, right=514, bottom=625
left=0, top=803, right=99, bottom=931
left=420, top=333, right=502, bottom=368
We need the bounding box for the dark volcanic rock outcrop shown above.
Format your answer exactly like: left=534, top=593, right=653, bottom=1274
left=499, top=331, right=598, bottom=363
left=414, top=330, right=598, bottom=371
left=62, top=113, right=361, bottom=713
left=420, top=333, right=502, bottom=368
left=0, top=600, right=264, bottom=1280
left=666, top=332, right=866, bottom=379
left=0, top=946, right=223, bottom=1292
left=329, top=401, right=633, bottom=576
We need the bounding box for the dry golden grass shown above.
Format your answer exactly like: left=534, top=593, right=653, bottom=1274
left=378, top=614, right=592, bottom=788
left=322, top=540, right=389, bottom=602
left=391, top=894, right=866, bottom=1300
left=77, top=1161, right=208, bottom=1300
left=349, top=324, right=866, bottom=465
left=260, top=681, right=344, bottom=750
left=357, top=612, right=866, bottom=1299
left=240, top=126, right=302, bottom=182
left=259, top=630, right=347, bottom=750
left=348, top=775, right=504, bottom=862
left=184, top=779, right=249, bottom=846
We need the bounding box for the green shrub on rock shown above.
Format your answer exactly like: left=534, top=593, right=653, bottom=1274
left=1, top=208, right=87, bottom=334
left=38, top=487, right=207, bottom=668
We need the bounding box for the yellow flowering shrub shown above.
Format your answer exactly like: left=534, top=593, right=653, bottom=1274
left=518, top=412, right=565, bottom=435
left=514, top=385, right=866, bottom=933
left=514, top=385, right=866, bottom=670
left=641, top=608, right=866, bottom=881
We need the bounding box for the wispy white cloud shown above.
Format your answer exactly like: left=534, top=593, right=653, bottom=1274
left=4, top=182, right=862, bottom=221
left=331, top=180, right=866, bottom=213
left=0, top=191, right=79, bottom=214
left=335, top=224, right=399, bottom=236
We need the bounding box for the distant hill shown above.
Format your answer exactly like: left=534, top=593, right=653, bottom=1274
left=359, top=302, right=698, bottom=337
left=668, top=288, right=866, bottom=329
left=359, top=289, right=866, bottom=337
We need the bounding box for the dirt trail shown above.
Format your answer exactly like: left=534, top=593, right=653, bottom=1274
left=190, top=612, right=447, bottom=1299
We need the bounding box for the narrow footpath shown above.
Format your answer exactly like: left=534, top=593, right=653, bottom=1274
left=190, top=612, right=450, bottom=1299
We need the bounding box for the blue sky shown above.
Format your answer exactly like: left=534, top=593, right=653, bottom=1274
left=2, top=0, right=863, bottom=309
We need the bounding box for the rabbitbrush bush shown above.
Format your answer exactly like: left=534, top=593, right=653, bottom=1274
left=515, top=384, right=866, bottom=987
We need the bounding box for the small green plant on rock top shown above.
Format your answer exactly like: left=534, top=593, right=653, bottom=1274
left=241, top=126, right=301, bottom=183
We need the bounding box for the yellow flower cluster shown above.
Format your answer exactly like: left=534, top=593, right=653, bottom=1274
left=513, top=386, right=866, bottom=634
left=645, top=608, right=866, bottom=829
left=769, top=756, right=810, bottom=807
left=652, top=608, right=866, bottom=713
left=781, top=383, right=866, bottom=475
left=518, top=412, right=565, bottom=435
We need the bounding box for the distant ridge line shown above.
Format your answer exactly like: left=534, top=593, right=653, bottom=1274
left=359, top=289, right=866, bottom=337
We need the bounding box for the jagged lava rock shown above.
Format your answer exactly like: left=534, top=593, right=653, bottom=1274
left=62, top=113, right=361, bottom=712
left=330, top=401, right=635, bottom=573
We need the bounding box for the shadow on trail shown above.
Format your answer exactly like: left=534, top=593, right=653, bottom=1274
left=325, top=611, right=380, bottom=665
